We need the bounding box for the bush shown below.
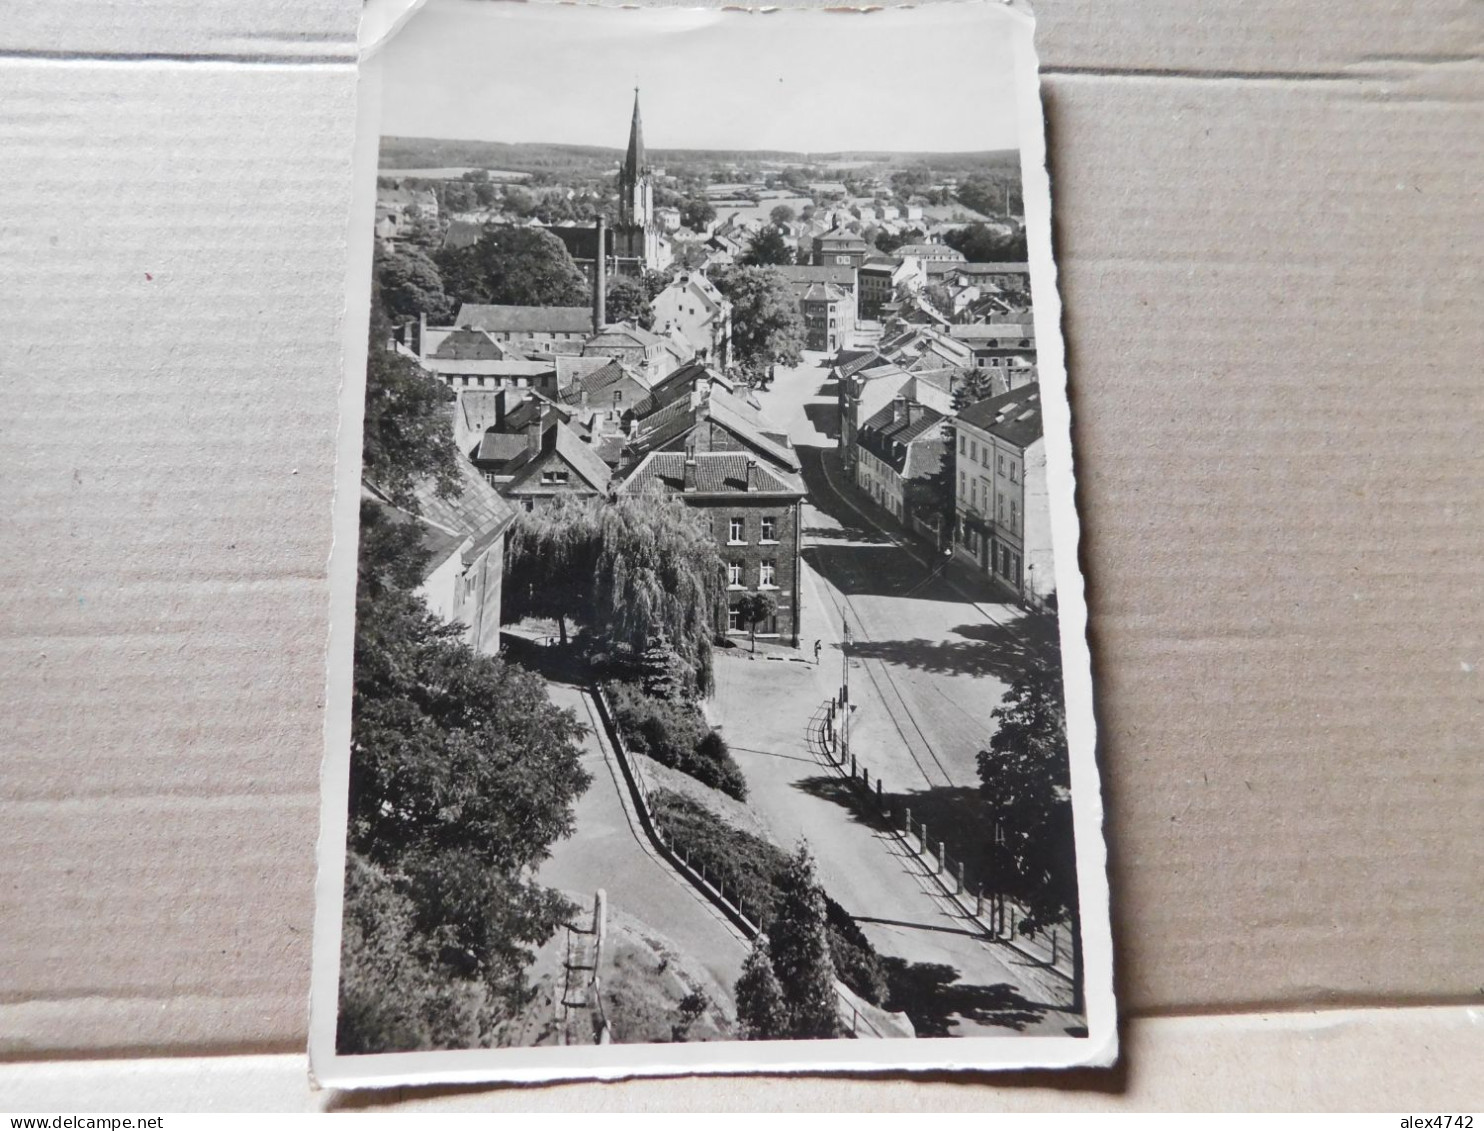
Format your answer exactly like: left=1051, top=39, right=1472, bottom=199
left=648, top=791, right=887, bottom=1006
left=605, top=680, right=748, bottom=801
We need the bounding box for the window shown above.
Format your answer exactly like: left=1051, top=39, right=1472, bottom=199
left=1010, top=500, right=1018, bottom=531
left=969, top=440, right=978, bottom=462
left=959, top=435, right=967, bottom=456
left=759, top=560, right=777, bottom=587
left=998, top=494, right=1007, bottom=523
left=761, top=516, right=777, bottom=542
left=727, top=607, right=741, bottom=631
left=997, top=454, right=1005, bottom=476
left=613, top=390, right=623, bottom=406
left=959, top=470, right=966, bottom=495
left=540, top=469, right=569, bottom=485
left=727, top=561, right=744, bottom=587
left=1011, top=552, right=1022, bottom=587
left=729, top=517, right=745, bottom=543
left=1009, top=460, right=1018, bottom=484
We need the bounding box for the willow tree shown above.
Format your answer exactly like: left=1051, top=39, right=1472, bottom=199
left=504, top=493, right=727, bottom=693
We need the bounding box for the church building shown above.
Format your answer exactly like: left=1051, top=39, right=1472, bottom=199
left=612, top=89, right=671, bottom=275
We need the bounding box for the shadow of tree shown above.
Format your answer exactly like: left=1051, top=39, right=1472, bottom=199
left=840, top=620, right=1060, bottom=684
left=880, top=958, right=1050, bottom=1035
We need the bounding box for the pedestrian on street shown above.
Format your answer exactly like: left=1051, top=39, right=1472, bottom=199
left=813, top=639, right=822, bottom=664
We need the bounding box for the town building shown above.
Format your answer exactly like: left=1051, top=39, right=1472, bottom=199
left=453, top=303, right=593, bottom=350
left=837, top=361, right=955, bottom=477
left=951, top=384, right=1053, bottom=606
left=949, top=322, right=1037, bottom=371
left=619, top=452, right=805, bottom=645
left=812, top=228, right=872, bottom=268
left=897, top=242, right=967, bottom=266
left=799, top=281, right=855, bottom=353
left=650, top=271, right=732, bottom=367
left=364, top=455, right=517, bottom=656
left=496, top=417, right=614, bottom=508
left=582, top=324, right=680, bottom=381
left=857, top=257, right=925, bottom=321
left=853, top=395, right=951, bottom=532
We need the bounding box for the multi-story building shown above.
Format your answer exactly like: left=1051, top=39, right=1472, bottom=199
left=853, top=395, right=950, bottom=526
left=799, top=281, right=855, bottom=353
left=453, top=303, right=593, bottom=350
left=951, top=383, right=1054, bottom=605
left=812, top=228, right=872, bottom=268
left=949, top=322, right=1037, bottom=372
left=650, top=271, right=732, bottom=367
left=619, top=452, right=805, bottom=645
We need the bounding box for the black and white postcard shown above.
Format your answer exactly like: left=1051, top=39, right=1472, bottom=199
left=311, top=0, right=1114, bottom=1086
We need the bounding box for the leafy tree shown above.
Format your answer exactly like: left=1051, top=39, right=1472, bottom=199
left=890, top=164, right=934, bottom=198
left=712, top=266, right=805, bottom=381
left=376, top=244, right=452, bottom=324
left=680, top=197, right=717, bottom=231
left=874, top=229, right=908, bottom=255
left=504, top=494, right=727, bottom=693
left=735, top=936, right=790, bottom=1040
left=767, top=843, right=840, bottom=1039
left=976, top=667, right=1082, bottom=1009
left=741, top=226, right=796, bottom=267
left=361, top=295, right=462, bottom=509
left=769, top=204, right=797, bottom=227
left=943, top=222, right=1028, bottom=264
left=339, top=518, right=592, bottom=1051
left=955, top=171, right=1019, bottom=218
left=604, top=275, right=653, bottom=329
left=733, top=591, right=778, bottom=655
left=435, top=225, right=589, bottom=310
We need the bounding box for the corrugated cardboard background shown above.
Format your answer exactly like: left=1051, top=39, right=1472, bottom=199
left=1, top=0, right=1481, bottom=1109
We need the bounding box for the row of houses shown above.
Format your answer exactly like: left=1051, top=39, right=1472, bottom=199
left=831, top=323, right=1051, bottom=607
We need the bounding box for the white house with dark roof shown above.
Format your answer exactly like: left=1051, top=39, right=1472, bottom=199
left=651, top=271, right=732, bottom=367
left=853, top=394, right=951, bottom=528
left=951, top=383, right=1052, bottom=605
left=363, top=456, right=517, bottom=656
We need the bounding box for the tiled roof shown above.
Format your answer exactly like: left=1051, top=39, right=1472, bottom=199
left=898, top=243, right=966, bottom=259
left=456, top=304, right=593, bottom=334
left=772, top=264, right=856, bottom=289
left=553, top=355, right=617, bottom=389
left=619, top=452, right=803, bottom=497
left=506, top=422, right=612, bottom=494
left=961, top=261, right=1030, bottom=274
left=628, top=388, right=800, bottom=474
left=427, top=327, right=509, bottom=361
left=476, top=431, right=531, bottom=464
left=858, top=401, right=949, bottom=475
left=801, top=281, right=851, bottom=303
left=587, top=325, right=664, bottom=350
left=554, top=359, right=640, bottom=404
left=408, top=457, right=518, bottom=562
left=955, top=383, right=1043, bottom=450
left=950, top=323, right=1036, bottom=344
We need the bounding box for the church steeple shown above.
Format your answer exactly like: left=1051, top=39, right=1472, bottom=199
left=618, top=87, right=653, bottom=233
left=623, top=88, right=647, bottom=182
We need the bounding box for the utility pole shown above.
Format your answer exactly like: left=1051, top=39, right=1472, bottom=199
left=840, top=618, right=853, bottom=766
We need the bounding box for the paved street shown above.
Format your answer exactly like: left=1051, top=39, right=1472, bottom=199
left=535, top=682, right=747, bottom=1006
left=710, top=357, right=1080, bottom=1036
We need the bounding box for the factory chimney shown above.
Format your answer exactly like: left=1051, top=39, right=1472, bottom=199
left=593, top=216, right=607, bottom=334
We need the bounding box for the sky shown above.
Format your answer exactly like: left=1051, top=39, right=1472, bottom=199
left=380, top=0, right=1027, bottom=155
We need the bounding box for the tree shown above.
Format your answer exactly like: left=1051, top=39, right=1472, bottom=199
left=504, top=494, right=727, bottom=693
left=639, top=632, right=686, bottom=701
left=741, top=226, right=796, bottom=267
left=767, top=843, right=840, bottom=1039
left=733, top=591, right=778, bottom=655
left=976, top=667, right=1082, bottom=1010
left=712, top=266, right=806, bottom=381
left=769, top=204, right=796, bottom=227
left=890, top=164, right=934, bottom=199
left=339, top=518, right=592, bottom=1051
left=376, top=244, right=452, bottom=324
left=943, top=221, right=1028, bottom=265
left=955, top=171, right=1019, bottom=218
left=734, top=935, right=790, bottom=1040
left=604, top=275, right=653, bottom=329
left=874, top=229, right=908, bottom=255
left=361, top=295, right=462, bottom=509
left=680, top=197, right=717, bottom=231
left=435, top=225, right=589, bottom=310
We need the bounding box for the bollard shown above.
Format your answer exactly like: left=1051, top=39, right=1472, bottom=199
left=850, top=753, right=857, bottom=777
left=1050, top=929, right=1059, bottom=966
left=876, top=778, right=883, bottom=812
left=903, top=807, right=912, bottom=840
left=862, top=766, right=869, bottom=789
left=975, top=886, right=984, bottom=917
left=955, top=859, right=965, bottom=895
left=919, top=821, right=928, bottom=855
left=937, top=840, right=945, bottom=874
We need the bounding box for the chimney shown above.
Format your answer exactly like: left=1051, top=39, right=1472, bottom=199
left=892, top=395, right=907, bottom=425
left=683, top=457, right=698, bottom=492
left=746, top=458, right=759, bottom=492
left=496, top=388, right=510, bottom=428
left=417, top=312, right=427, bottom=361
left=580, top=387, right=590, bottom=414
left=526, top=419, right=542, bottom=458
left=593, top=215, right=607, bottom=334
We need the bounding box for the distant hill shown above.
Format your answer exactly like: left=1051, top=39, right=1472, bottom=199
left=379, top=136, right=1018, bottom=177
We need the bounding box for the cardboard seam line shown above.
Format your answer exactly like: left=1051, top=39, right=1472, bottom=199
left=1040, top=62, right=1483, bottom=84
left=0, top=49, right=356, bottom=66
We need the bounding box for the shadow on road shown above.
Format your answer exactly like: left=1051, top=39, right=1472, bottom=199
left=843, top=622, right=1059, bottom=684
left=803, top=401, right=840, bottom=437
left=881, top=958, right=1052, bottom=1035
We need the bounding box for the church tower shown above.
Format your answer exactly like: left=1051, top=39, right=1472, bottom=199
left=619, top=89, right=653, bottom=231
left=613, top=89, right=669, bottom=275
